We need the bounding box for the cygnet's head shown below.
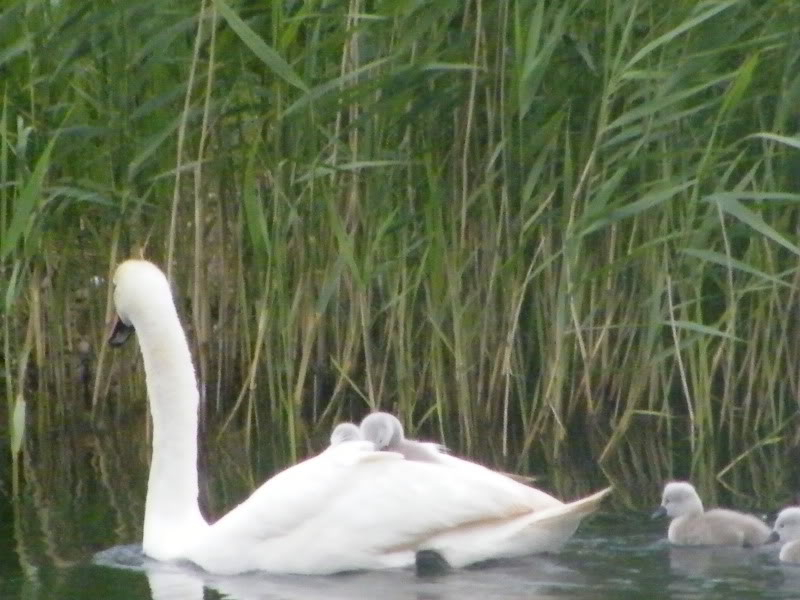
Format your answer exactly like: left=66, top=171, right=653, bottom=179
left=653, top=481, right=704, bottom=519
left=109, top=259, right=173, bottom=346
left=770, top=507, right=800, bottom=544
left=330, top=423, right=362, bottom=446
left=359, top=412, right=404, bottom=450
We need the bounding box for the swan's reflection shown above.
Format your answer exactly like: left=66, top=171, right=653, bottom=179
left=669, top=545, right=756, bottom=577
left=104, top=547, right=572, bottom=600
left=101, top=539, right=798, bottom=600
left=668, top=543, right=777, bottom=579
left=146, top=569, right=204, bottom=600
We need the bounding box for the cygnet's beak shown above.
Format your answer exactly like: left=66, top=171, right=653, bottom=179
left=108, top=315, right=135, bottom=347
left=651, top=506, right=667, bottom=520
left=766, top=531, right=780, bottom=544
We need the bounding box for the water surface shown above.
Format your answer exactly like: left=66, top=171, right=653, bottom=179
left=2, top=422, right=798, bottom=599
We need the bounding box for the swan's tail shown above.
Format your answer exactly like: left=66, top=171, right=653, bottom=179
left=428, top=487, right=612, bottom=568
left=497, top=486, right=612, bottom=557
left=529, top=487, right=612, bottom=524
left=499, top=486, right=612, bottom=558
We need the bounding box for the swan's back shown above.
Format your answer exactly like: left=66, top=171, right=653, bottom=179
left=189, top=442, right=541, bottom=574
left=669, top=509, right=771, bottom=547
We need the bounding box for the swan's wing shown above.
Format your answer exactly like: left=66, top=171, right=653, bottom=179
left=191, top=442, right=538, bottom=572
left=203, top=442, right=398, bottom=538
left=211, top=441, right=535, bottom=538
left=406, top=442, right=538, bottom=486
left=431, top=453, right=563, bottom=510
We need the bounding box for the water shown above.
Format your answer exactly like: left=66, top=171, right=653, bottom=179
left=2, top=422, right=799, bottom=599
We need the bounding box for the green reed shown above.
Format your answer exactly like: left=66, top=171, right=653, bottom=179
left=1, top=0, right=799, bottom=508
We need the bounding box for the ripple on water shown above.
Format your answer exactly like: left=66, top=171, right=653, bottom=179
left=85, top=517, right=800, bottom=600
left=93, top=544, right=147, bottom=570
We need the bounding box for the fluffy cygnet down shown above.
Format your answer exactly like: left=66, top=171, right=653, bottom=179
left=358, top=412, right=541, bottom=485
left=359, top=412, right=444, bottom=461
left=329, top=422, right=362, bottom=446
left=652, top=481, right=771, bottom=547
left=768, top=506, right=800, bottom=563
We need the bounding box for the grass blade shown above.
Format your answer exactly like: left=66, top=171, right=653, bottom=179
left=212, top=0, right=307, bottom=92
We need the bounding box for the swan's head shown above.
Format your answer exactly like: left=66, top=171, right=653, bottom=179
left=109, top=259, right=172, bottom=346
left=330, top=423, right=362, bottom=446
left=359, top=412, right=404, bottom=450
left=652, top=481, right=704, bottom=519
left=769, top=507, right=800, bottom=544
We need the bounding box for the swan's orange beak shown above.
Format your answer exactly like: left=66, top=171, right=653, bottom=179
left=108, top=315, right=135, bottom=347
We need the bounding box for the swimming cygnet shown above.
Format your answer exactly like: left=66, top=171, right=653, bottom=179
left=653, top=481, right=771, bottom=547
left=768, top=507, right=800, bottom=563
left=329, top=422, right=362, bottom=446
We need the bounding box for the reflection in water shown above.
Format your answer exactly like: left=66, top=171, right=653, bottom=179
left=669, top=545, right=765, bottom=578
left=95, top=544, right=578, bottom=600
left=88, top=535, right=799, bottom=600
left=665, top=544, right=788, bottom=599
left=146, top=570, right=204, bottom=600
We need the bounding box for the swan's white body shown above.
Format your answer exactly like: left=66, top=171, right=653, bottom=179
left=656, top=482, right=771, bottom=547
left=111, top=260, right=610, bottom=575
left=772, top=507, right=800, bottom=563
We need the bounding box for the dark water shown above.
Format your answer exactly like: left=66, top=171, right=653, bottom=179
left=2, top=422, right=799, bottom=599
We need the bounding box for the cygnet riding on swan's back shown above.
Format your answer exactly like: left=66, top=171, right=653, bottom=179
left=768, top=507, right=800, bottom=563
left=653, top=481, right=771, bottom=547
left=329, top=422, right=362, bottom=445
left=359, top=412, right=445, bottom=462
left=361, top=412, right=543, bottom=491
left=108, top=259, right=611, bottom=575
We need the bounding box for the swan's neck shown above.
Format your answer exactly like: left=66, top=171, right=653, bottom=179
left=136, top=299, right=207, bottom=559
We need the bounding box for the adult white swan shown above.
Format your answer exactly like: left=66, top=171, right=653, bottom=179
left=109, top=259, right=611, bottom=575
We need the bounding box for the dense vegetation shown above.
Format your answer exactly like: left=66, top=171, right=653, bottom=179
left=1, top=0, right=799, bottom=507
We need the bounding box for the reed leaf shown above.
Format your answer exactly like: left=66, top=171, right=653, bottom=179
left=212, top=0, right=307, bottom=92
left=0, top=137, right=56, bottom=260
